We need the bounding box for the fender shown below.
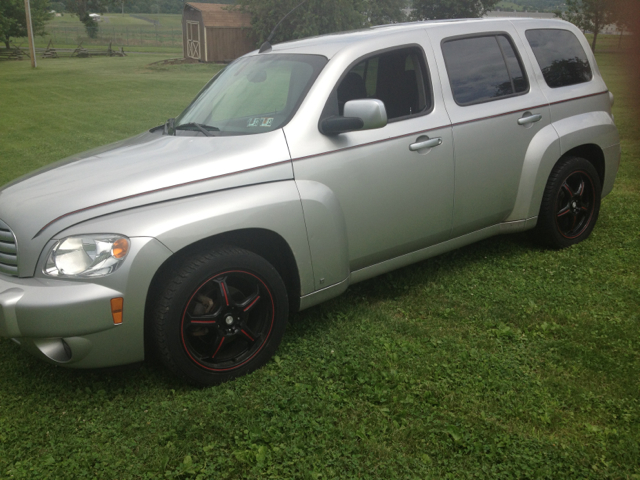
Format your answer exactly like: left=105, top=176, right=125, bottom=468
left=553, top=110, right=620, bottom=197
left=506, top=123, right=561, bottom=223
left=44, top=182, right=315, bottom=367
left=58, top=181, right=316, bottom=297
left=295, top=180, right=349, bottom=291
left=506, top=110, right=619, bottom=223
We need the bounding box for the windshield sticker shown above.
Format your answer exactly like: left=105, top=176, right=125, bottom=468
left=247, top=117, right=274, bottom=127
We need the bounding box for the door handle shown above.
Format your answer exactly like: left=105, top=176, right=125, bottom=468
left=517, top=113, right=542, bottom=125
left=409, top=137, right=442, bottom=151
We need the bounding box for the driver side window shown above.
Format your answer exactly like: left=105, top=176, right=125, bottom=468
left=336, top=46, right=432, bottom=121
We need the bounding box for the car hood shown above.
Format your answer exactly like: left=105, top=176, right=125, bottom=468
left=0, top=129, right=293, bottom=276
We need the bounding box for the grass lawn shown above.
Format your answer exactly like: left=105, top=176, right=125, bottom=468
left=47, top=13, right=183, bottom=28
left=0, top=53, right=638, bottom=478
left=26, top=13, right=186, bottom=52
left=0, top=56, right=221, bottom=185
left=585, top=33, right=634, bottom=52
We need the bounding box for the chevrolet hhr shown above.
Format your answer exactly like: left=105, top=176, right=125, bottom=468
left=0, top=17, right=619, bottom=385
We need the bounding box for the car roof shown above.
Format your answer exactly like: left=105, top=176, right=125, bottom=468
left=255, top=17, right=570, bottom=59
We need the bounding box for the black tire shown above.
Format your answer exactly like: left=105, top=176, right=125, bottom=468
left=151, top=246, right=288, bottom=386
left=535, top=156, right=602, bottom=249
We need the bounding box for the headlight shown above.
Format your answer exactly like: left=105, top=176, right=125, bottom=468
left=44, top=235, right=130, bottom=278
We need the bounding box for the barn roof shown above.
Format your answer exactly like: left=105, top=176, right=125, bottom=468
left=184, top=3, right=252, bottom=28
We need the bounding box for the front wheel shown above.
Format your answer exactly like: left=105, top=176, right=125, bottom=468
left=151, top=246, right=288, bottom=386
left=535, top=156, right=602, bottom=249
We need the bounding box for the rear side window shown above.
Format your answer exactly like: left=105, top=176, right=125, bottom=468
left=442, top=34, right=528, bottom=106
left=525, top=29, right=592, bottom=88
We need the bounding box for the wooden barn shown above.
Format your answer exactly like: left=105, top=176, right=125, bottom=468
left=182, top=3, right=255, bottom=63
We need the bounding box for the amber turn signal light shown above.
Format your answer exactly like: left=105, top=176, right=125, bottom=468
left=112, top=238, right=130, bottom=259
left=111, top=297, right=124, bottom=325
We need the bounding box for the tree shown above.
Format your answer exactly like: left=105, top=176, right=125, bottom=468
left=411, top=0, right=499, bottom=20
left=235, top=0, right=407, bottom=45
left=611, top=0, right=636, bottom=48
left=613, top=0, right=640, bottom=114
left=363, top=0, right=408, bottom=25
left=557, top=0, right=615, bottom=52
left=0, top=0, right=51, bottom=49
left=62, top=0, right=115, bottom=38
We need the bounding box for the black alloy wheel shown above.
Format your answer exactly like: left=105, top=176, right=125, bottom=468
left=152, top=246, right=288, bottom=386
left=535, top=156, right=602, bottom=249
left=555, top=170, right=596, bottom=239
left=181, top=270, right=274, bottom=372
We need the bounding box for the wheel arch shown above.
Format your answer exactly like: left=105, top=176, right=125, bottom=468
left=508, top=111, right=617, bottom=223
left=146, top=227, right=301, bottom=316
left=517, top=141, right=606, bottom=223
left=144, top=228, right=302, bottom=358
left=560, top=143, right=605, bottom=187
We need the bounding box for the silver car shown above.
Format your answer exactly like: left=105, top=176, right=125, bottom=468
left=0, top=18, right=619, bottom=385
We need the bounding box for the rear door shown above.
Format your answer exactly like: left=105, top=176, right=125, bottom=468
left=427, top=22, right=552, bottom=237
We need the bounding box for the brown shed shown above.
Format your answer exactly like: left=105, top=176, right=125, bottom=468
left=182, top=3, right=255, bottom=63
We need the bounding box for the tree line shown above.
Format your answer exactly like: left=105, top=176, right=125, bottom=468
left=234, top=0, right=509, bottom=44
left=0, top=0, right=635, bottom=52
left=557, top=0, right=633, bottom=51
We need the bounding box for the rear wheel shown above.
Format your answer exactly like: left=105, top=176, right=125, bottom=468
left=152, top=246, right=288, bottom=386
left=535, top=156, right=601, bottom=248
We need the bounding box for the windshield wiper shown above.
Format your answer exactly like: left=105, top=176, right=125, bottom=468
left=163, top=117, right=175, bottom=135
left=174, top=122, right=220, bottom=137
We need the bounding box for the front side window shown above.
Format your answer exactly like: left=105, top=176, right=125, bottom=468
left=525, top=29, right=592, bottom=88
left=330, top=46, right=432, bottom=121
left=442, top=34, right=529, bottom=106
left=176, top=54, right=327, bottom=135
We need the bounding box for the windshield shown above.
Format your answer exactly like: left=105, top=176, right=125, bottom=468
left=175, top=54, right=328, bottom=136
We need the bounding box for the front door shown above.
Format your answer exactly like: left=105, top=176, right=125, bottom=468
left=289, top=42, right=454, bottom=274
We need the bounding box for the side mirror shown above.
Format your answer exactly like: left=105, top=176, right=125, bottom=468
left=344, top=99, right=387, bottom=130
left=320, top=99, right=387, bottom=136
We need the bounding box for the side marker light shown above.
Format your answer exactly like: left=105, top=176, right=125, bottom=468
left=111, top=297, right=124, bottom=325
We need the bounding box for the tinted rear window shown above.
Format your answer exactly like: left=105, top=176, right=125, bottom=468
left=442, top=34, right=528, bottom=105
left=525, top=29, right=592, bottom=88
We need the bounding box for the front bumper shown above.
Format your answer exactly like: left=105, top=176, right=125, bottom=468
left=0, top=277, right=122, bottom=339
left=0, top=237, right=173, bottom=368
left=0, top=276, right=125, bottom=365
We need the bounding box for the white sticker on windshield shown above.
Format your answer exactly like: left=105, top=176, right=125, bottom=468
left=247, top=117, right=274, bottom=127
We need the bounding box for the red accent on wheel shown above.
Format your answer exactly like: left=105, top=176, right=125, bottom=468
left=212, top=337, right=225, bottom=359
left=221, top=281, right=229, bottom=306
left=243, top=295, right=260, bottom=312
left=179, top=270, right=275, bottom=372
left=241, top=329, right=254, bottom=342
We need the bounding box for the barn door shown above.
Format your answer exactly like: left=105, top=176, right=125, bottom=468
left=186, top=21, right=201, bottom=60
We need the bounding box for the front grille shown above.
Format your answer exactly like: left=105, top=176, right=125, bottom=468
left=0, top=219, right=18, bottom=276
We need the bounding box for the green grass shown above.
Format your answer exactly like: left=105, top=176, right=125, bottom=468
left=30, top=13, right=185, bottom=52
left=585, top=33, right=634, bottom=52
left=8, top=41, right=182, bottom=54
left=0, top=53, right=639, bottom=478
left=46, top=12, right=183, bottom=28
left=0, top=56, right=221, bottom=184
